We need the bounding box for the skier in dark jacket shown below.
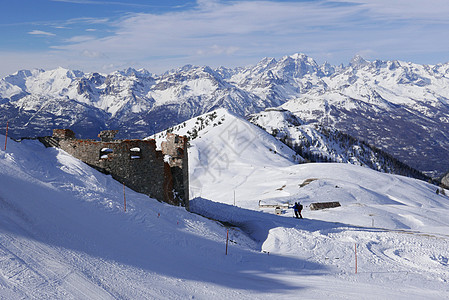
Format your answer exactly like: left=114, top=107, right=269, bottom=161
left=294, top=202, right=303, bottom=219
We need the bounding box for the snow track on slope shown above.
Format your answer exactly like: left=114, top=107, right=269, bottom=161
left=0, top=233, right=117, bottom=299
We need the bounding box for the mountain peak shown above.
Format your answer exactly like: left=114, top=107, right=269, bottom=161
left=47, top=67, right=84, bottom=79
left=350, top=55, right=369, bottom=68
left=289, top=53, right=309, bottom=60
left=275, top=53, right=319, bottom=77
left=117, top=67, right=151, bottom=78
left=257, top=57, right=277, bottom=66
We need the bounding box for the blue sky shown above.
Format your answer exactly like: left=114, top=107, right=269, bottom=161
left=1, top=0, right=449, bottom=77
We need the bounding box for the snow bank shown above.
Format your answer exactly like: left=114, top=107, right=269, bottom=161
left=1, top=132, right=449, bottom=299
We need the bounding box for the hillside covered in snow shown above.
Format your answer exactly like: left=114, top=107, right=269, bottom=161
left=1, top=108, right=449, bottom=299
left=248, top=108, right=430, bottom=181
left=1, top=53, right=449, bottom=176
left=153, top=108, right=429, bottom=181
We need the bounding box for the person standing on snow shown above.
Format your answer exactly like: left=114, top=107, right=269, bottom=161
left=294, top=202, right=303, bottom=219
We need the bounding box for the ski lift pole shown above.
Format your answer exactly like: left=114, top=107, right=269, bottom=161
left=225, top=229, right=229, bottom=255
left=123, top=182, right=127, bottom=212
left=4, top=121, right=8, bottom=151
left=355, top=243, right=358, bottom=274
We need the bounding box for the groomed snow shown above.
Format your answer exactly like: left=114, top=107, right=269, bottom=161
left=1, top=117, right=449, bottom=299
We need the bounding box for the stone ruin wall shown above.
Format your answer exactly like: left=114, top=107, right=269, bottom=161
left=47, top=129, right=189, bottom=209
left=161, top=133, right=189, bottom=204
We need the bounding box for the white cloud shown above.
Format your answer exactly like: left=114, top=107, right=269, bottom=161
left=28, top=30, right=56, bottom=36
left=51, top=0, right=179, bottom=8
left=331, top=0, right=449, bottom=22
left=64, top=17, right=109, bottom=25
left=64, top=35, right=96, bottom=43
left=54, top=1, right=365, bottom=62
left=80, top=49, right=107, bottom=58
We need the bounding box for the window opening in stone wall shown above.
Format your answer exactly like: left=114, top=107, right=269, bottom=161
left=130, top=147, right=142, bottom=159
left=100, top=148, right=114, bottom=159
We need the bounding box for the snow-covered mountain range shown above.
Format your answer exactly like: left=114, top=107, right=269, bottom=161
left=1, top=53, right=449, bottom=177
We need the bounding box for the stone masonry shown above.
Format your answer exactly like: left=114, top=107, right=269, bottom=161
left=41, top=129, right=189, bottom=209
left=162, top=133, right=189, bottom=205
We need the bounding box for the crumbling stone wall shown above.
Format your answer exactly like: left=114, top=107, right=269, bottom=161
left=53, top=129, right=75, bottom=139
left=98, top=130, right=119, bottom=142
left=161, top=133, right=189, bottom=205
left=45, top=129, right=189, bottom=209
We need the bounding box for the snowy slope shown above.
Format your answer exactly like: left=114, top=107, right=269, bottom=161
left=167, top=113, right=449, bottom=297
left=155, top=110, right=449, bottom=235
left=150, top=108, right=302, bottom=200
left=248, top=108, right=429, bottom=181
left=0, top=135, right=277, bottom=299
left=1, top=129, right=449, bottom=298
